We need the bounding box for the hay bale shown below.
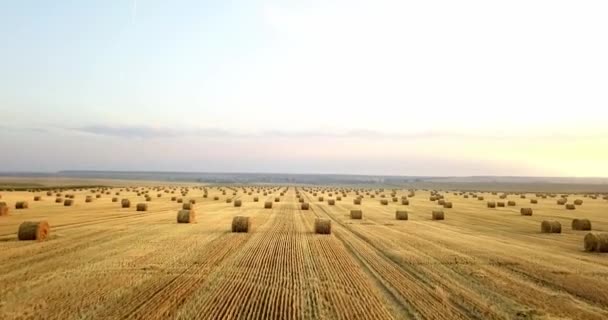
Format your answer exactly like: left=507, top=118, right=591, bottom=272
left=584, top=233, right=608, bottom=252
left=226, top=198, right=233, bottom=203
left=530, top=199, right=538, bottom=204
left=350, top=209, right=363, bottom=219
left=234, top=199, right=242, bottom=207
left=327, top=199, right=335, bottom=205
left=18, top=221, right=49, bottom=241
left=231, top=216, right=250, bottom=233
left=395, top=210, right=408, bottom=220
left=565, top=204, right=576, bottom=210
left=353, top=198, right=362, bottom=205
left=401, top=199, right=409, bottom=205
left=64, top=199, right=73, bottom=206
left=15, top=201, right=29, bottom=209
left=487, top=201, right=496, bottom=208
left=34, top=196, right=41, bottom=201
left=438, top=199, right=445, bottom=206
left=0, top=204, right=8, bottom=216
left=253, top=197, right=259, bottom=202
left=432, top=210, right=445, bottom=220
left=85, top=196, right=93, bottom=203
left=264, top=201, right=273, bottom=209
left=541, top=220, right=561, bottom=233
left=478, top=196, right=484, bottom=201
left=507, top=201, right=516, bottom=206
left=443, top=202, right=453, bottom=209
left=182, top=203, right=193, bottom=210
left=314, top=218, right=331, bottom=234
left=380, top=199, right=389, bottom=205
left=318, top=197, right=324, bottom=202
left=46, top=191, right=52, bottom=196
left=136, top=203, right=148, bottom=211
left=557, top=199, right=567, bottom=205
left=574, top=199, right=583, bottom=206
left=520, top=208, right=533, bottom=216
left=274, top=197, right=280, bottom=203
left=177, top=209, right=196, bottom=223
left=189, top=199, right=196, bottom=204
left=171, top=196, right=177, bottom=201
left=56, top=198, right=63, bottom=203
left=497, top=202, right=505, bottom=207
left=212, top=197, right=219, bottom=201
left=121, top=199, right=131, bottom=208
left=572, top=219, right=592, bottom=231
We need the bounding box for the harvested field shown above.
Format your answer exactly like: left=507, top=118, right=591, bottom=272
left=1, top=185, right=608, bottom=319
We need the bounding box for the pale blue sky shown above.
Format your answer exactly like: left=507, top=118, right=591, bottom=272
left=1, top=1, right=607, bottom=176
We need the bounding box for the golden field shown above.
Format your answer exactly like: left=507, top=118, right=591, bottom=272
left=1, top=185, right=608, bottom=319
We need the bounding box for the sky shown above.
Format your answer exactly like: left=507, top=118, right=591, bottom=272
left=1, top=0, right=607, bottom=176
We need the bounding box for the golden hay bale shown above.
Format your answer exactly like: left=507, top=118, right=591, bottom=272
left=231, top=216, right=250, bottom=233
left=182, top=203, right=193, bottom=210
left=443, top=202, right=453, bottom=209
left=189, top=199, right=196, bottom=204
left=234, top=200, right=242, bottom=207
left=487, top=201, right=496, bottom=208
left=170, top=196, right=177, bottom=201
left=318, top=197, right=324, bottom=202
left=136, top=203, right=148, bottom=211
left=56, top=198, right=63, bottom=203
left=177, top=209, right=196, bottom=223
left=350, top=209, right=363, bottom=219
left=274, top=197, right=280, bottom=202
left=477, top=196, right=484, bottom=201
left=327, top=199, right=335, bottom=205
left=572, top=219, right=592, bottom=231
left=574, top=199, right=583, bottom=205
left=253, top=197, right=259, bottom=202
left=432, top=210, right=445, bottom=220
left=530, top=199, right=538, bottom=204
left=392, top=197, right=398, bottom=202
left=336, top=196, right=342, bottom=201
left=64, top=199, right=73, bottom=206
left=34, top=196, right=41, bottom=201
left=226, top=198, right=233, bottom=203
left=557, top=198, right=567, bottom=205
left=507, top=201, right=516, bottom=206
left=395, top=210, right=408, bottom=220
left=212, top=197, right=219, bottom=201
left=314, top=218, right=331, bottom=234
left=497, top=202, right=505, bottom=207
left=438, top=199, right=445, bottom=206
left=301, top=202, right=309, bottom=210
left=429, top=196, right=437, bottom=201
left=96, top=194, right=102, bottom=198
left=565, top=204, right=576, bottom=210
left=584, top=233, right=608, bottom=252
left=264, top=201, right=273, bottom=209
left=520, top=208, right=533, bottom=216
left=15, top=201, right=29, bottom=209
left=401, top=199, right=409, bottom=205
left=298, top=198, right=304, bottom=203
left=354, top=198, right=362, bottom=205
left=18, top=221, right=49, bottom=241
left=0, top=205, right=8, bottom=216
left=121, top=199, right=131, bottom=208
left=46, top=191, right=52, bottom=196
left=85, top=196, right=93, bottom=203
left=541, top=220, right=561, bottom=233
left=380, top=199, right=389, bottom=205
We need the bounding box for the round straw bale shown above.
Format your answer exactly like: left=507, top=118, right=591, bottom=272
left=497, top=202, right=505, bottom=207
left=56, top=198, right=64, bottom=203
left=477, top=196, right=484, bottom=201
left=212, top=197, right=218, bottom=201
left=0, top=205, right=8, bottom=216
left=177, top=209, right=196, bottom=223
left=136, top=203, right=148, bottom=211
left=121, top=199, right=131, bottom=208
left=574, top=199, right=583, bottom=206
left=557, top=198, right=567, bottom=205
left=438, top=199, right=445, bottom=206
left=507, top=201, right=516, bottom=206
left=231, top=216, right=250, bottom=233
left=314, top=218, right=331, bottom=234
left=327, top=199, right=335, bottom=205
left=350, top=209, right=363, bottom=219
left=401, top=199, right=409, bottom=205
left=584, top=233, right=608, bottom=252
left=520, top=208, right=533, bottom=216
left=85, top=196, right=93, bottom=203
left=541, top=220, right=561, bottom=233
left=354, top=198, right=362, bottom=205
left=234, top=199, right=242, bottom=207
left=530, top=199, right=538, bottom=204
left=380, top=199, right=389, bottom=205
left=301, top=202, right=309, bottom=210
left=443, top=202, right=453, bottom=208
left=572, top=218, right=592, bottom=231
left=18, top=221, right=49, bottom=241
left=487, top=201, right=496, bottom=208
left=189, top=199, right=196, bottom=204
left=226, top=198, right=233, bottom=203
left=34, top=196, right=41, bottom=201
left=64, top=199, right=73, bottom=206
left=318, top=197, right=324, bottom=202
left=432, top=210, right=445, bottom=220
left=46, top=191, right=52, bottom=196
left=15, top=201, right=29, bottom=209
left=264, top=201, right=273, bottom=209
left=274, top=197, right=280, bottom=202
left=253, top=197, right=259, bottom=202
left=182, top=203, right=193, bottom=210
left=395, top=210, right=408, bottom=220
left=565, top=204, right=576, bottom=210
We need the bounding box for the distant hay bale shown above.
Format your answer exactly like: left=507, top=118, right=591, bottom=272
left=432, top=210, right=445, bottom=220
left=497, top=202, right=505, bottom=207
left=121, top=199, right=131, bottom=208
left=318, top=197, right=324, bottom=202
left=136, top=203, right=148, bottom=211
left=34, top=196, right=41, bottom=201
left=541, top=220, right=561, bottom=233
left=336, top=196, right=342, bottom=201
left=520, top=208, right=533, bottom=216
left=574, top=199, right=583, bottom=206
left=380, top=199, right=389, bottom=205
left=226, top=198, right=233, bottom=203
left=46, top=191, right=52, bottom=196
left=15, top=201, right=29, bottom=209
left=274, top=197, right=280, bottom=202
left=234, top=200, right=242, bottom=207
left=584, top=233, right=608, bottom=252
left=253, top=197, right=259, bottom=202
left=565, top=204, right=576, bottom=210
left=392, top=197, right=398, bottom=202
left=0, top=204, right=8, bottom=216
left=572, top=219, right=592, bottom=231
left=350, top=209, right=363, bottom=219
left=56, top=198, right=64, bottom=203
left=298, top=198, right=304, bottom=203
left=264, top=201, right=273, bottom=209
left=314, top=218, right=331, bottom=234
left=301, top=202, right=309, bottom=210
left=401, top=199, right=409, bottom=205
left=64, top=199, right=73, bottom=206
left=438, top=199, right=445, bottom=206
left=395, top=210, right=408, bottom=220
left=353, top=198, right=362, bottom=205
left=177, top=209, right=196, bottom=223
left=96, top=194, right=102, bottom=198
left=18, top=221, right=50, bottom=241
left=443, top=202, right=453, bottom=209
left=477, top=196, right=484, bottom=201
left=231, top=216, right=250, bottom=233
left=530, top=199, right=538, bottom=204
left=487, top=201, right=496, bottom=208
left=212, top=197, right=219, bottom=201
left=507, top=201, right=516, bottom=206
left=85, top=196, right=93, bottom=203
left=190, top=199, right=196, bottom=204
left=183, top=203, right=193, bottom=210
left=557, top=199, right=567, bottom=205
left=327, top=199, right=335, bottom=205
